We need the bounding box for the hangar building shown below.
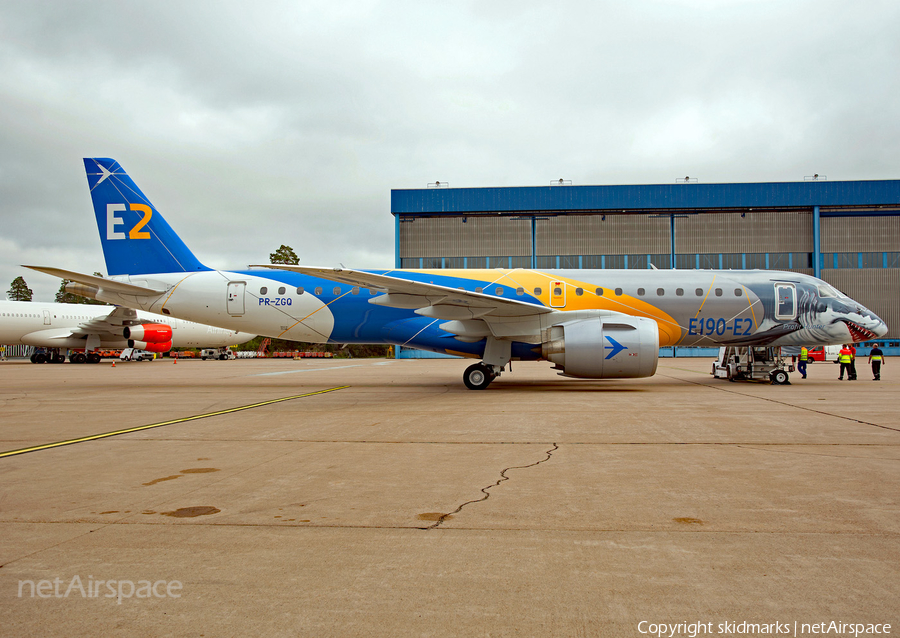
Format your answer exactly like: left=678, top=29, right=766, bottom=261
left=391, top=178, right=900, bottom=340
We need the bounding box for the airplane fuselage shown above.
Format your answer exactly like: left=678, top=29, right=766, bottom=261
left=87, top=267, right=885, bottom=360
left=0, top=300, right=253, bottom=350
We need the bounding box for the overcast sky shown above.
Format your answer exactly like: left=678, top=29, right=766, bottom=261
left=2, top=0, right=898, bottom=301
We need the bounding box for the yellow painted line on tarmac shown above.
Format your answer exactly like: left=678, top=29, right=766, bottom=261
left=0, top=386, right=350, bottom=459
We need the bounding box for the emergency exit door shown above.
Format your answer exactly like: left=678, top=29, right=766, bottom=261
left=227, top=281, right=246, bottom=316
left=550, top=281, right=566, bottom=308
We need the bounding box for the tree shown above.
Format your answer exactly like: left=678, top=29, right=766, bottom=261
left=269, top=245, right=299, bottom=265
left=7, top=276, right=33, bottom=301
left=56, top=272, right=108, bottom=305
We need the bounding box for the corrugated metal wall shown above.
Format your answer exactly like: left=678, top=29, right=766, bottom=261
left=677, top=211, right=814, bottom=253
left=536, top=214, right=669, bottom=254
left=399, top=216, right=530, bottom=258
left=821, top=216, right=900, bottom=252
left=822, top=269, right=899, bottom=339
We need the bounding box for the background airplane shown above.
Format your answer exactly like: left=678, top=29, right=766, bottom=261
left=0, top=299, right=255, bottom=363
left=26, top=158, right=888, bottom=386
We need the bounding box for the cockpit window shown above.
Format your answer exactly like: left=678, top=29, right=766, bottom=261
left=817, top=284, right=837, bottom=298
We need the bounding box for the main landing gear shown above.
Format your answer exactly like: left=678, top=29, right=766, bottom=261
left=463, top=363, right=502, bottom=390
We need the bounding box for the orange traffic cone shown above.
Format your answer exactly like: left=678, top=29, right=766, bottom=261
left=173, top=357, right=177, bottom=364
left=111, top=360, right=116, bottom=368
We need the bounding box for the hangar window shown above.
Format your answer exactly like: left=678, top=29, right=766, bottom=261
left=495, top=287, right=504, bottom=296
left=516, top=287, right=524, bottom=296
left=576, top=288, right=584, bottom=296
left=260, top=287, right=268, bottom=295
left=637, top=288, right=645, bottom=296
left=333, top=287, right=341, bottom=295
left=533, top=287, right=542, bottom=295
left=695, top=288, right=703, bottom=296
left=615, top=288, right=623, bottom=296
left=278, top=287, right=286, bottom=295
left=676, top=288, right=684, bottom=296
left=595, top=288, right=603, bottom=296
left=315, top=287, right=323, bottom=295
left=734, top=288, right=742, bottom=296
left=715, top=288, right=723, bottom=297
left=296, top=287, right=304, bottom=295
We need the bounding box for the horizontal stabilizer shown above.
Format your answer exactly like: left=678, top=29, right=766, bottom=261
left=23, top=266, right=165, bottom=296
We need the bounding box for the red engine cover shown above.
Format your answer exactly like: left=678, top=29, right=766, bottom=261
left=130, top=340, right=173, bottom=353
left=124, top=324, right=173, bottom=343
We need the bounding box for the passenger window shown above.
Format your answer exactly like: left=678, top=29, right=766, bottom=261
left=315, top=287, right=323, bottom=295
left=657, top=288, right=664, bottom=296
left=476, top=287, right=483, bottom=294
left=278, top=287, right=286, bottom=295
left=296, top=287, right=304, bottom=295
left=333, top=287, right=341, bottom=295
left=715, top=288, right=723, bottom=297
left=553, top=287, right=562, bottom=296
left=615, top=288, right=623, bottom=296
left=695, top=288, right=703, bottom=296
left=676, top=288, right=684, bottom=296
left=734, top=288, right=743, bottom=296
left=516, top=287, right=524, bottom=296
left=637, top=288, right=645, bottom=296
left=575, top=288, right=584, bottom=296
left=260, top=287, right=268, bottom=295
left=495, top=287, right=504, bottom=296
left=352, top=287, right=359, bottom=295
left=595, top=288, right=603, bottom=296
left=534, top=287, right=542, bottom=295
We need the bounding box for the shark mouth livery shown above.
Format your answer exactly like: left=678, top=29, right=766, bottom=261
left=25, top=158, right=889, bottom=388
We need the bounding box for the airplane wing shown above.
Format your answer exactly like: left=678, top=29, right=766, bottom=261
left=251, top=265, right=554, bottom=319
left=23, top=266, right=165, bottom=296
left=70, top=306, right=147, bottom=336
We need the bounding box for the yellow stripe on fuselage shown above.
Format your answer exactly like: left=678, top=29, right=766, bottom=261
left=405, top=269, right=683, bottom=346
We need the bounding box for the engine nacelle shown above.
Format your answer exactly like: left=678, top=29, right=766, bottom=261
left=128, top=340, right=173, bottom=353
left=541, top=316, right=659, bottom=379
left=124, top=324, right=173, bottom=343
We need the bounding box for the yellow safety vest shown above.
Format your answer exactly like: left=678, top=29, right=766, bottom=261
left=839, top=352, right=852, bottom=363
left=800, top=347, right=808, bottom=361
left=871, top=354, right=883, bottom=361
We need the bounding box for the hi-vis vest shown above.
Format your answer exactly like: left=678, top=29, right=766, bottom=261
left=871, top=351, right=884, bottom=361
left=839, top=350, right=852, bottom=363
left=800, top=347, right=808, bottom=361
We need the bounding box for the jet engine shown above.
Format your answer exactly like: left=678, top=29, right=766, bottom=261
left=128, top=340, right=173, bottom=353
left=123, top=324, right=173, bottom=343
left=541, top=316, right=659, bottom=379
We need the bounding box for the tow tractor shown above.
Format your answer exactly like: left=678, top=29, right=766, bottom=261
left=712, top=346, right=794, bottom=384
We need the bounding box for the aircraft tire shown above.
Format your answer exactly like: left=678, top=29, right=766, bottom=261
left=463, top=363, right=494, bottom=390
left=87, top=353, right=101, bottom=364
left=71, top=352, right=86, bottom=364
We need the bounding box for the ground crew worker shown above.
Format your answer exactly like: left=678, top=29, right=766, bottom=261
left=838, top=345, right=853, bottom=380
left=848, top=343, right=858, bottom=380
left=798, top=346, right=809, bottom=379
left=868, top=345, right=885, bottom=381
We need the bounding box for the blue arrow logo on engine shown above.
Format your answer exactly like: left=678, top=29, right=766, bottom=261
left=604, top=336, right=627, bottom=359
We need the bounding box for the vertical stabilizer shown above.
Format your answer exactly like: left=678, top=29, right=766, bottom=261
left=84, top=158, right=209, bottom=276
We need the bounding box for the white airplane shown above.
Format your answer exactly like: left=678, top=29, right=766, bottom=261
left=0, top=299, right=255, bottom=363
left=25, top=158, right=888, bottom=386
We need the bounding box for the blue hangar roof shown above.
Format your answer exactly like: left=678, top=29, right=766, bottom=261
left=391, top=180, right=900, bottom=215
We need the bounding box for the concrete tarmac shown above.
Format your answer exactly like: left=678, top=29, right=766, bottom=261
left=0, top=356, right=897, bottom=636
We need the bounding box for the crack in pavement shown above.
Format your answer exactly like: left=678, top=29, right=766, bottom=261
left=423, top=443, right=559, bottom=530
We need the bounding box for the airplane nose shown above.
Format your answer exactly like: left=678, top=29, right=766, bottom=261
left=874, top=318, right=889, bottom=338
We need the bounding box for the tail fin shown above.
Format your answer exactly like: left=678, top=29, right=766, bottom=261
left=84, top=158, right=209, bottom=276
